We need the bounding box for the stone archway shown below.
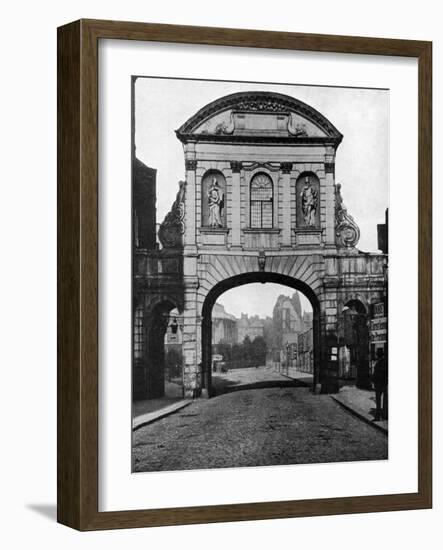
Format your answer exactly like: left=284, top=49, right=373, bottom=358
left=145, top=299, right=179, bottom=398
left=134, top=90, right=388, bottom=401
left=201, top=272, right=321, bottom=396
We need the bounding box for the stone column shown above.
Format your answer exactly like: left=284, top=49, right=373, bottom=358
left=184, top=157, right=197, bottom=252
left=280, top=162, right=293, bottom=247
left=230, top=161, right=242, bottom=247
left=181, top=155, right=200, bottom=397
left=182, top=283, right=200, bottom=398
left=324, top=147, right=336, bottom=247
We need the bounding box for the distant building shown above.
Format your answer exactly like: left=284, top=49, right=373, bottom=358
left=297, top=327, right=314, bottom=373
left=212, top=303, right=238, bottom=345
left=237, top=313, right=265, bottom=343
left=272, top=292, right=306, bottom=347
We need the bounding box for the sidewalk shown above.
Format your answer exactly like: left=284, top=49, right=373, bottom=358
left=132, top=380, right=191, bottom=431
left=332, top=385, right=388, bottom=434
left=133, top=399, right=192, bottom=431
left=279, top=368, right=388, bottom=434
left=279, top=366, right=314, bottom=387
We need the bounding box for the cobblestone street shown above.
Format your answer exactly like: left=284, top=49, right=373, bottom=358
left=132, top=378, right=388, bottom=472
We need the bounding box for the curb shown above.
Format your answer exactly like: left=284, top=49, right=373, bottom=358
left=331, top=395, right=388, bottom=435
left=278, top=371, right=314, bottom=388
left=132, top=399, right=192, bottom=431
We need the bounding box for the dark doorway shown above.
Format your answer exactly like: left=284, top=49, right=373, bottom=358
left=340, top=300, right=370, bottom=389
left=145, top=301, right=184, bottom=399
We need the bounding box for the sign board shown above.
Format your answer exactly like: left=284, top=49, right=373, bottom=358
left=373, top=302, right=385, bottom=318
left=212, top=354, right=223, bottom=362
left=288, top=343, right=298, bottom=360
left=370, top=317, right=387, bottom=343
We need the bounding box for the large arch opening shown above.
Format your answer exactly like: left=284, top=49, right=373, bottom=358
left=201, top=273, right=321, bottom=396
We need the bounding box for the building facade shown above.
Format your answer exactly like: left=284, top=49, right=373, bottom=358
left=272, top=292, right=306, bottom=347
left=237, top=313, right=265, bottom=344
left=133, top=91, right=387, bottom=399
left=211, top=303, right=238, bottom=345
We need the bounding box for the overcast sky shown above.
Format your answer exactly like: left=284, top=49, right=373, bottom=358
left=216, top=284, right=312, bottom=319
left=134, top=77, right=388, bottom=318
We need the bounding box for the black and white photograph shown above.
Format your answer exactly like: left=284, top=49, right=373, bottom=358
left=1, top=0, right=437, bottom=542
left=131, top=77, right=389, bottom=473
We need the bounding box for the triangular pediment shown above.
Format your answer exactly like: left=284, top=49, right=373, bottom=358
left=176, top=91, right=342, bottom=145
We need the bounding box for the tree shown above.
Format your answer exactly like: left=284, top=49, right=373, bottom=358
left=252, top=336, right=267, bottom=366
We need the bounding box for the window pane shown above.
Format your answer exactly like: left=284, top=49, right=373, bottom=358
left=262, top=201, right=273, bottom=228
left=250, top=174, right=273, bottom=228
left=250, top=201, right=262, bottom=228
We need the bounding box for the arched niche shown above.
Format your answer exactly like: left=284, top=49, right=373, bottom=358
left=296, top=172, right=320, bottom=229
left=201, top=170, right=226, bottom=228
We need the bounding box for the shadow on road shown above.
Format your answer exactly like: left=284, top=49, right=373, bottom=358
left=211, top=376, right=308, bottom=396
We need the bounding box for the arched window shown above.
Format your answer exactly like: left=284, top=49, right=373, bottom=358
left=250, top=173, right=273, bottom=229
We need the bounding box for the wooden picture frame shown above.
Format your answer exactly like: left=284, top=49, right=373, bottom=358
left=57, top=19, right=432, bottom=530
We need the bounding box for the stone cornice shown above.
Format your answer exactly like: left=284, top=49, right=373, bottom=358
left=177, top=133, right=341, bottom=147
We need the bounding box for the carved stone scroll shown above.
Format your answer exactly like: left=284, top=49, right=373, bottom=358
left=158, top=181, right=186, bottom=248
left=335, top=183, right=360, bottom=248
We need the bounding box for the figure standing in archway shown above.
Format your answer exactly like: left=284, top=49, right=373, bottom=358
left=300, top=176, right=318, bottom=227
left=207, top=178, right=224, bottom=227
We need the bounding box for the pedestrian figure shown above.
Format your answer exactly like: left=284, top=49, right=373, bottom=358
left=372, top=348, right=388, bottom=421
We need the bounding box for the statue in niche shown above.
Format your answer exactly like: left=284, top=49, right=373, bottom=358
left=300, top=176, right=318, bottom=227
left=207, top=178, right=224, bottom=227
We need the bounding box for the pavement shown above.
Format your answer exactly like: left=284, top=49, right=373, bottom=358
left=132, top=380, right=189, bottom=430
left=133, top=399, right=192, bottom=431
left=133, top=367, right=388, bottom=435
left=278, top=366, right=314, bottom=387
left=275, top=367, right=388, bottom=434
left=211, top=365, right=304, bottom=395
left=332, top=385, right=388, bottom=434
left=133, top=385, right=388, bottom=472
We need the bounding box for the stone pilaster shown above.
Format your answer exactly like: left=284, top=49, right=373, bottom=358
left=280, top=162, right=292, bottom=247
left=181, top=285, right=200, bottom=398
left=230, top=161, right=242, bottom=247
left=324, top=149, right=336, bottom=246
left=184, top=158, right=197, bottom=252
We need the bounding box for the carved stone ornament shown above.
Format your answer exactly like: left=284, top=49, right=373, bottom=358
left=215, top=111, right=235, bottom=135
left=158, top=180, right=186, bottom=248
left=335, top=183, right=360, bottom=248
left=185, top=159, right=197, bottom=171
left=325, top=162, right=335, bottom=174
left=176, top=92, right=343, bottom=145
left=287, top=114, right=309, bottom=137
left=230, top=161, right=242, bottom=173
left=258, top=249, right=266, bottom=272
left=280, top=162, right=293, bottom=174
